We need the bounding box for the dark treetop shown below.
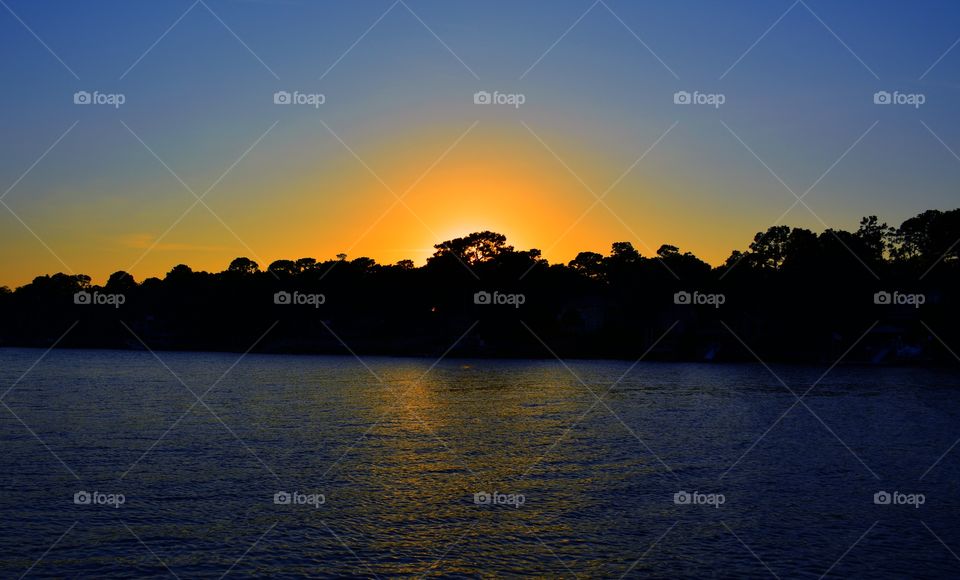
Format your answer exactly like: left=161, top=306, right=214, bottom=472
left=2, top=209, right=958, bottom=363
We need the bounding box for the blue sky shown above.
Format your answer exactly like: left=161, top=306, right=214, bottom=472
left=1, top=0, right=959, bottom=285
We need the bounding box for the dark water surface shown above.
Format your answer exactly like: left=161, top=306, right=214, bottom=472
left=1, top=348, right=959, bottom=578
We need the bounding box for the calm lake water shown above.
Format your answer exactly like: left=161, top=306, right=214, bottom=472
left=1, top=348, right=959, bottom=578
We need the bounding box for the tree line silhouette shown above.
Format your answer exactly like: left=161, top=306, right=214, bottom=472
left=1, top=208, right=958, bottom=363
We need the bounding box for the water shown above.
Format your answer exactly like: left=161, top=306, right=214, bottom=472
left=0, top=348, right=959, bottom=578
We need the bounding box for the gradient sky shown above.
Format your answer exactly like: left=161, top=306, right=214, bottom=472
left=1, top=0, right=959, bottom=286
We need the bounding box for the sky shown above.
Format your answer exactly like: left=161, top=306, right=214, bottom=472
left=1, top=0, right=959, bottom=287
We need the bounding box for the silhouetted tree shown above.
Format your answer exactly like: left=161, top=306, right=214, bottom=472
left=105, top=271, right=137, bottom=292
left=1, top=210, right=957, bottom=362
left=430, top=231, right=514, bottom=265
left=268, top=260, right=297, bottom=277
left=569, top=252, right=605, bottom=279
left=227, top=257, right=259, bottom=275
